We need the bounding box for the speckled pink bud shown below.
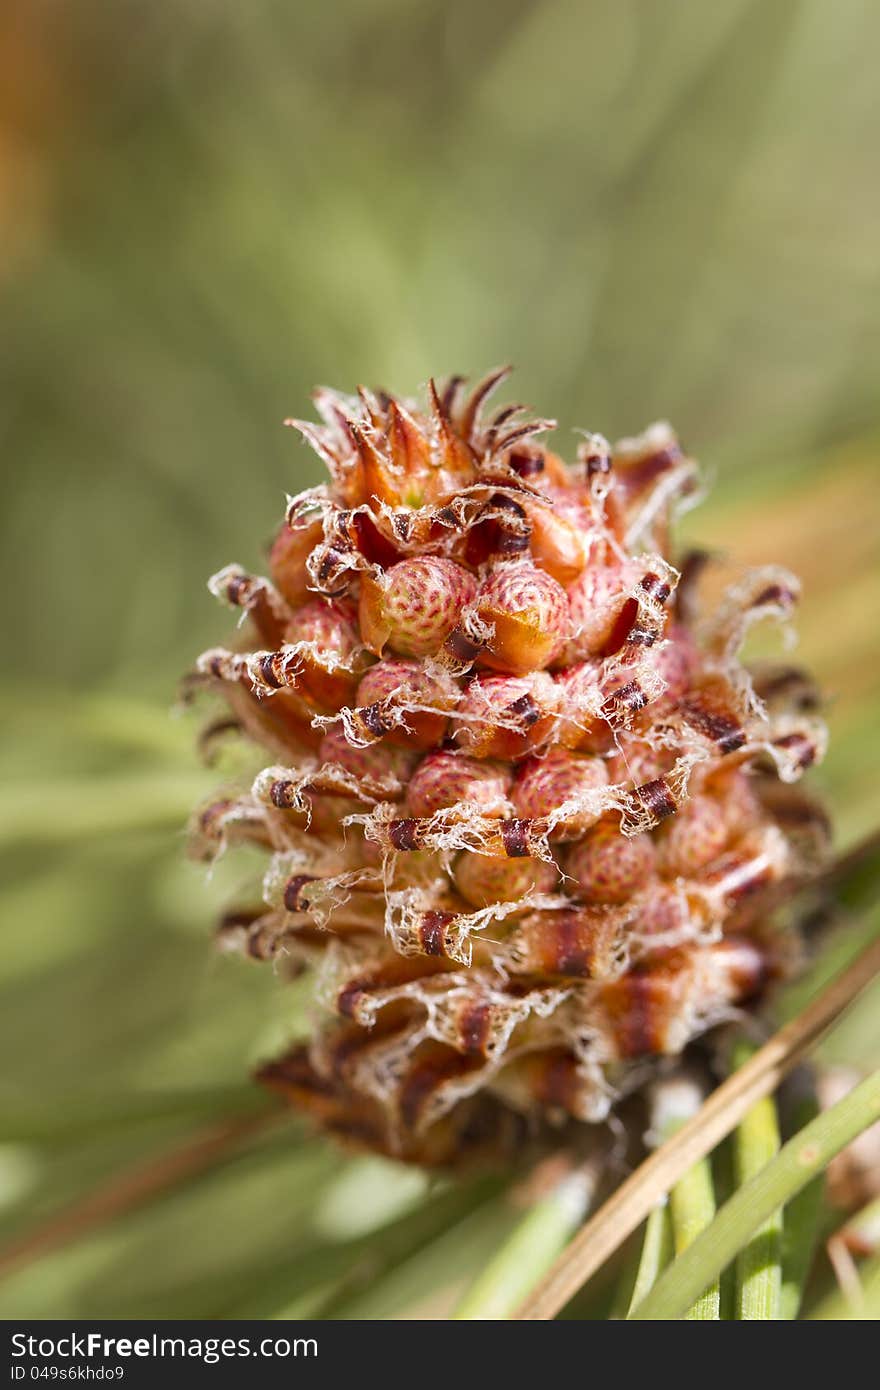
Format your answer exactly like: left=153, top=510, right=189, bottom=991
left=627, top=881, right=693, bottom=949
left=295, top=793, right=364, bottom=837
left=355, top=657, right=458, bottom=749
left=269, top=515, right=323, bottom=608
left=650, top=624, right=697, bottom=707
left=284, top=595, right=367, bottom=710
left=511, top=747, right=609, bottom=840
left=567, top=821, right=656, bottom=904
left=701, top=767, right=763, bottom=840
left=407, top=752, right=512, bottom=817
left=656, top=794, right=728, bottom=877
left=285, top=594, right=363, bottom=661
left=359, top=557, right=477, bottom=658
left=454, top=851, right=559, bottom=909
left=318, top=727, right=414, bottom=783
left=606, top=738, right=676, bottom=790
left=555, top=562, right=631, bottom=665
left=455, top=671, right=559, bottom=760
left=545, top=485, right=595, bottom=536
left=476, top=560, right=569, bottom=675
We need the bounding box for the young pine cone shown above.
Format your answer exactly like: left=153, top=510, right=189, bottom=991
left=189, top=370, right=829, bottom=1167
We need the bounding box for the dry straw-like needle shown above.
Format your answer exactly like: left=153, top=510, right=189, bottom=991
left=516, top=932, right=880, bottom=1320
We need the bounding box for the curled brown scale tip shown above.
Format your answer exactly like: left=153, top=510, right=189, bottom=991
left=189, top=371, right=828, bottom=1167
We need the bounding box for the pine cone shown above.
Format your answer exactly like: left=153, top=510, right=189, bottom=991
left=189, top=370, right=828, bottom=1167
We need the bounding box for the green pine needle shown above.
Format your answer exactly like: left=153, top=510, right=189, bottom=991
left=779, top=1088, right=824, bottom=1320
left=625, top=1202, right=674, bottom=1317
left=630, top=1070, right=880, bottom=1320
left=731, top=1041, right=783, bottom=1318
left=453, top=1169, right=595, bottom=1320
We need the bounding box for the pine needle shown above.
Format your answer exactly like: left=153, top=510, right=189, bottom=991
left=516, top=932, right=880, bottom=1319
left=630, top=1070, right=880, bottom=1319
left=0, top=1105, right=285, bottom=1279
left=648, top=1075, right=720, bottom=1318
left=453, top=1167, right=596, bottom=1320
left=625, top=1203, right=673, bottom=1317
left=731, top=1041, right=783, bottom=1318
left=779, top=1087, right=823, bottom=1319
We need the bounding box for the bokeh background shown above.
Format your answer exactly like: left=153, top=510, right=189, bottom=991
left=1, top=0, right=878, bottom=1318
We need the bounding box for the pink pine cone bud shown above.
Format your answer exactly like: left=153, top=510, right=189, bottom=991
left=190, top=370, right=828, bottom=1167
left=566, top=822, right=657, bottom=904
left=406, top=752, right=512, bottom=817
left=511, top=746, right=609, bottom=839
left=476, top=559, right=570, bottom=674
left=455, top=671, right=559, bottom=760
left=454, top=851, right=560, bottom=909
left=359, top=556, right=477, bottom=658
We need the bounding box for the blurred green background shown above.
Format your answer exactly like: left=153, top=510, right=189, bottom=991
left=0, top=0, right=878, bottom=1318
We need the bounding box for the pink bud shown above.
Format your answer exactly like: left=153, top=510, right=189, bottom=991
left=286, top=594, right=362, bottom=659
left=567, top=821, right=656, bottom=904
left=606, top=739, right=676, bottom=789
left=554, top=660, right=610, bottom=753
left=657, top=794, right=728, bottom=877
left=702, top=767, right=762, bottom=840
left=511, top=748, right=609, bottom=839
left=556, top=562, right=631, bottom=664
left=455, top=671, right=559, bottom=760
left=355, top=658, right=458, bottom=749
left=476, top=560, right=569, bottom=674
left=269, top=516, right=323, bottom=608
left=318, top=727, right=414, bottom=783
left=454, top=852, right=559, bottom=909
left=359, top=557, right=477, bottom=658
left=284, top=596, right=367, bottom=710
left=407, top=752, right=512, bottom=817
left=650, top=624, right=697, bottom=706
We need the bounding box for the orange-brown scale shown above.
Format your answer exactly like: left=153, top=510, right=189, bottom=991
left=476, top=559, right=570, bottom=675
left=504, top=908, right=627, bottom=981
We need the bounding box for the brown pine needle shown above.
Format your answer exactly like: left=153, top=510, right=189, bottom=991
left=516, top=932, right=880, bottom=1320
left=0, top=1105, right=286, bottom=1281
